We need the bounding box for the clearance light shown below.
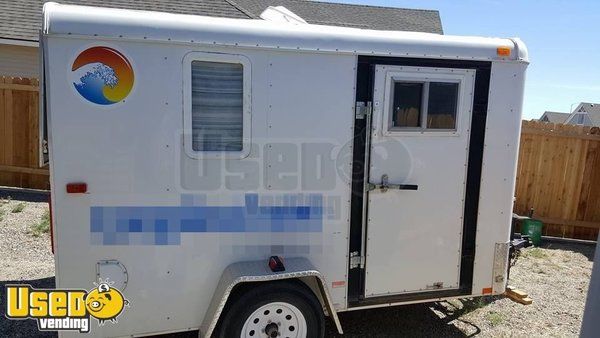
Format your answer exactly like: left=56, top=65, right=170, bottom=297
left=268, top=256, right=285, bottom=272
left=497, top=46, right=511, bottom=57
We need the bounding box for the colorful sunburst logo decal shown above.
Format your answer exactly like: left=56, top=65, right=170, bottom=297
left=71, top=46, right=134, bottom=105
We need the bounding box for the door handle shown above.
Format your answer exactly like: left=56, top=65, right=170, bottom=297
left=366, top=174, right=418, bottom=193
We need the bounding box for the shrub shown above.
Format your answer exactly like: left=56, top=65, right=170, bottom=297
left=11, top=202, right=26, bottom=213
left=31, top=210, right=51, bottom=237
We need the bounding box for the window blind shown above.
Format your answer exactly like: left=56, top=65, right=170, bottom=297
left=191, top=61, right=243, bottom=151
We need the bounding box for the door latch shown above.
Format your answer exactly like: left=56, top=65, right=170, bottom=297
left=366, top=174, right=418, bottom=192
left=355, top=101, right=372, bottom=120
left=349, top=251, right=365, bottom=269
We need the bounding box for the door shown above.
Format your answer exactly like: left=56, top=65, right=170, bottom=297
left=364, top=65, right=476, bottom=297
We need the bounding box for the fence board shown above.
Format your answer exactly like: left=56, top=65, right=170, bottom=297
left=0, top=77, right=6, bottom=185
left=514, top=120, right=600, bottom=240
left=0, top=76, right=48, bottom=190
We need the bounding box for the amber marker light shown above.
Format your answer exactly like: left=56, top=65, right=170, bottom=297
left=497, top=46, right=512, bottom=57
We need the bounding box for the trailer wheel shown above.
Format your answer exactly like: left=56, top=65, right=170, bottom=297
left=216, top=280, right=324, bottom=338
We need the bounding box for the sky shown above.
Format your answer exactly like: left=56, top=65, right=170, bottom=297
left=324, top=0, right=600, bottom=120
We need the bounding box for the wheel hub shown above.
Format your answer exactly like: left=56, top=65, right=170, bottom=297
left=241, top=301, right=307, bottom=338
left=265, top=323, right=279, bottom=338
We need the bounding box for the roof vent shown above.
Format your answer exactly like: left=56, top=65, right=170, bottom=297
left=260, top=6, right=307, bottom=25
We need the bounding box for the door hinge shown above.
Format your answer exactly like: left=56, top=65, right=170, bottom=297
left=349, top=251, right=365, bottom=269
left=355, top=101, right=372, bottom=120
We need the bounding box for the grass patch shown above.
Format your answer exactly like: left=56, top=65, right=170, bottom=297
left=30, top=210, right=50, bottom=237
left=523, top=247, right=548, bottom=259
left=486, top=311, right=504, bottom=326
left=11, top=202, right=26, bottom=213
left=464, top=297, right=487, bottom=311
left=459, top=296, right=494, bottom=313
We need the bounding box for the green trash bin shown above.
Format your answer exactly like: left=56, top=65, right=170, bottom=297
left=521, top=219, right=543, bottom=246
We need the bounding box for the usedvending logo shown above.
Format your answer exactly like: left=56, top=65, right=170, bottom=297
left=5, top=280, right=129, bottom=333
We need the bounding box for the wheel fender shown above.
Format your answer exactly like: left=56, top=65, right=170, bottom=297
left=199, top=257, right=343, bottom=337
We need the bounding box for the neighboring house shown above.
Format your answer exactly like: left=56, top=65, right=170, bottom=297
left=539, top=111, right=570, bottom=124
left=0, top=0, right=443, bottom=78
left=538, top=103, right=600, bottom=127
left=564, top=102, right=600, bottom=127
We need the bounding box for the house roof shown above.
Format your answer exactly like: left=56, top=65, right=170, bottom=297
left=0, top=0, right=443, bottom=44
left=572, top=102, right=600, bottom=126
left=232, top=0, right=443, bottom=32
left=539, top=111, right=570, bottom=124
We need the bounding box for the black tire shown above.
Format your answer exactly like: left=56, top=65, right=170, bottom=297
left=216, top=280, right=325, bottom=338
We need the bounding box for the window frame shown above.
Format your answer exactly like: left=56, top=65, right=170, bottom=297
left=574, top=113, right=586, bottom=125
left=381, top=67, right=472, bottom=137
left=182, top=52, right=252, bottom=159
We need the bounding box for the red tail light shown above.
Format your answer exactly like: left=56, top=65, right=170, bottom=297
left=66, top=182, right=87, bottom=194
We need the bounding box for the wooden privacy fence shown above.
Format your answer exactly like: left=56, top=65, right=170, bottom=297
left=0, top=76, right=49, bottom=190
left=515, top=120, right=600, bottom=240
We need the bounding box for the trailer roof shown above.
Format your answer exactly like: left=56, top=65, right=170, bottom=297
left=43, top=2, right=528, bottom=63
left=1, top=0, right=443, bottom=43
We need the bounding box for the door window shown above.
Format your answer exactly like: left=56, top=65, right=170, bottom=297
left=392, top=82, right=423, bottom=128
left=427, top=82, right=459, bottom=129
left=390, top=81, right=459, bottom=131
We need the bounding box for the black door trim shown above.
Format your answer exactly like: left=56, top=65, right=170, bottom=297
left=348, top=56, right=491, bottom=306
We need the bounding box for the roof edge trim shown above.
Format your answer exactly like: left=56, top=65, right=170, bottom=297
left=42, top=3, right=529, bottom=63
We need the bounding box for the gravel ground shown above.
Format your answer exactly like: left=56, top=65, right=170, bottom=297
left=327, top=242, right=594, bottom=337
left=0, top=198, right=54, bottom=281
left=0, top=198, right=595, bottom=337
left=0, top=196, right=55, bottom=338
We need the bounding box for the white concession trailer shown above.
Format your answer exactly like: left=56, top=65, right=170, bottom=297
left=40, top=2, right=529, bottom=337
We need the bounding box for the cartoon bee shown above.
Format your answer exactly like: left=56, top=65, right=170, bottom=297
left=85, top=283, right=129, bottom=325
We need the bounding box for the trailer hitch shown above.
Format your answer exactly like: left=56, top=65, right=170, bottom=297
left=509, top=213, right=533, bottom=265
left=367, top=174, right=418, bottom=193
